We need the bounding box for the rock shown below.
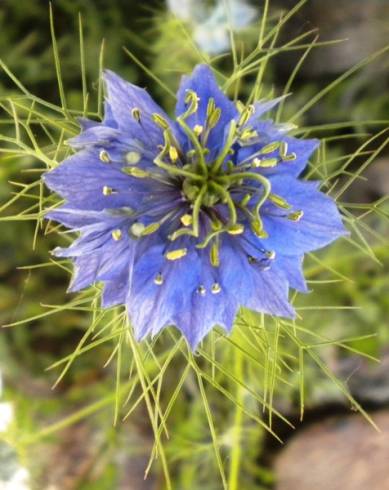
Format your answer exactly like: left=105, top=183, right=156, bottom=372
left=274, top=410, right=389, bottom=490
left=40, top=418, right=156, bottom=490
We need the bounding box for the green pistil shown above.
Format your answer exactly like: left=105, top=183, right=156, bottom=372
left=196, top=228, right=225, bottom=249
left=211, top=119, right=237, bottom=174
left=176, top=116, right=208, bottom=176
left=170, top=184, right=207, bottom=240
left=210, top=181, right=238, bottom=227
left=153, top=132, right=203, bottom=182
left=220, top=171, right=271, bottom=214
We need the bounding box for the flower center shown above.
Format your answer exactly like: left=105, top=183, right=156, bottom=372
left=119, top=91, right=302, bottom=267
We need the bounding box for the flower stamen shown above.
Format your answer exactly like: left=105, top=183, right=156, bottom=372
left=99, top=150, right=111, bottom=163
left=111, top=229, right=122, bottom=241
left=154, top=273, right=164, bottom=285
left=166, top=248, right=188, bottom=261
left=131, top=107, right=141, bottom=122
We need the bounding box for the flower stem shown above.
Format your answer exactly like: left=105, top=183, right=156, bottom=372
left=228, top=346, right=244, bottom=490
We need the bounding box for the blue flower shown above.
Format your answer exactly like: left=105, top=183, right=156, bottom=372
left=167, top=0, right=257, bottom=55
left=44, top=64, right=347, bottom=349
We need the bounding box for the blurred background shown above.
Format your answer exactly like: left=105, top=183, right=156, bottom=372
left=0, top=1, right=388, bottom=489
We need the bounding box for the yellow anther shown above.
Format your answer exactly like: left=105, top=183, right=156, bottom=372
left=180, top=214, right=193, bottom=227
left=142, top=222, right=160, bottom=236
left=111, top=229, right=122, bottom=241
left=283, top=152, right=297, bottom=161
left=102, top=186, right=113, bottom=196
left=211, top=282, right=221, bottom=294
left=238, top=105, right=255, bottom=126
left=288, top=210, right=304, bottom=222
left=152, top=113, right=170, bottom=130
left=269, top=193, right=291, bottom=209
left=169, top=146, right=179, bottom=162
left=280, top=142, right=288, bottom=158
left=206, top=97, right=216, bottom=117
left=253, top=157, right=278, bottom=168
left=166, top=248, right=188, bottom=261
left=123, top=167, right=149, bottom=178
left=125, top=151, right=141, bottom=165
left=240, top=128, right=257, bottom=141
left=227, top=223, right=245, bottom=235
left=266, top=250, right=276, bottom=260
left=260, top=142, right=281, bottom=154
left=131, top=107, right=141, bottom=122
left=207, top=107, right=221, bottom=129
left=210, top=241, right=220, bottom=267
left=99, top=150, right=111, bottom=163
left=193, top=124, right=203, bottom=136
left=154, top=273, right=164, bottom=285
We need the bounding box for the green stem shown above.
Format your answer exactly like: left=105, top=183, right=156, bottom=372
left=228, top=346, right=244, bottom=490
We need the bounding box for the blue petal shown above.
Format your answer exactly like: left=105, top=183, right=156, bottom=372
left=274, top=254, right=309, bottom=293
left=43, top=149, right=170, bottom=212
left=68, top=254, right=101, bottom=292
left=102, top=274, right=129, bottom=308
left=251, top=95, right=288, bottom=118
left=46, top=206, right=107, bottom=229
left=68, top=126, right=122, bottom=149
left=127, top=246, right=236, bottom=348
left=175, top=64, right=238, bottom=154
left=237, top=120, right=319, bottom=177
left=126, top=242, right=184, bottom=339
left=262, top=176, right=347, bottom=255
left=219, top=237, right=295, bottom=318
left=77, top=117, right=100, bottom=131
left=103, top=70, right=174, bottom=147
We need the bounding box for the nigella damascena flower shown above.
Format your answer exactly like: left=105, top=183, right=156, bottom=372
left=167, top=0, right=257, bottom=55
left=44, top=65, right=347, bottom=348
